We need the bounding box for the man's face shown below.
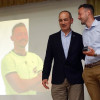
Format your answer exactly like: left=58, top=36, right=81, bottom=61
left=59, top=12, right=73, bottom=32
left=11, top=26, right=28, bottom=48
left=78, top=7, right=89, bottom=25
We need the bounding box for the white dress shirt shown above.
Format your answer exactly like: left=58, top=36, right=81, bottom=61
left=83, top=19, right=100, bottom=64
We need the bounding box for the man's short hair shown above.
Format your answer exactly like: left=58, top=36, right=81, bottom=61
left=12, top=23, right=26, bottom=35
left=78, top=4, right=94, bottom=16
left=59, top=10, right=72, bottom=19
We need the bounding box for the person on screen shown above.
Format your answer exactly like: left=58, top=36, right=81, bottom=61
left=1, top=23, right=43, bottom=95
left=42, top=10, right=85, bottom=100
left=78, top=4, right=100, bottom=100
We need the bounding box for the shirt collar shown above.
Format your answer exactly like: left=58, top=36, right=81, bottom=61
left=85, top=19, right=98, bottom=30
left=61, top=30, right=72, bottom=37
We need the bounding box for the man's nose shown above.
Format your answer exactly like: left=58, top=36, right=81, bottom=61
left=62, top=20, right=65, bottom=24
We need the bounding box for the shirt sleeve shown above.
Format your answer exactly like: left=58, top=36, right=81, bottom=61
left=30, top=53, right=43, bottom=74
left=1, top=55, right=16, bottom=77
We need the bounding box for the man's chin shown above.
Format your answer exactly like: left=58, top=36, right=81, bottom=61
left=20, top=45, right=26, bottom=48
left=81, top=22, right=85, bottom=25
left=61, top=28, right=67, bottom=32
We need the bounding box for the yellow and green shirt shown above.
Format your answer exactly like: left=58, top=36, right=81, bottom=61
left=1, top=51, right=43, bottom=95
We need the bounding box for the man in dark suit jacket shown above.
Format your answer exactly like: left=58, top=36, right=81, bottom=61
left=42, top=10, right=84, bottom=100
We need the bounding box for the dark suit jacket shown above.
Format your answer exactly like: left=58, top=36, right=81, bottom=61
left=42, top=31, right=84, bottom=84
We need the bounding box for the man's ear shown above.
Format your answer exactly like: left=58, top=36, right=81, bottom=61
left=11, top=36, right=14, bottom=41
left=88, top=10, right=91, bottom=16
left=71, top=18, right=73, bottom=24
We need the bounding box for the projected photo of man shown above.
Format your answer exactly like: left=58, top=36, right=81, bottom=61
left=1, top=23, right=43, bottom=95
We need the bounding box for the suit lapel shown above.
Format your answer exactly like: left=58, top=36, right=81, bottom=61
left=67, top=31, right=76, bottom=59
left=57, top=31, right=66, bottom=60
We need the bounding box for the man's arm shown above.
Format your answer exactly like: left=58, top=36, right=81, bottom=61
left=42, top=36, right=53, bottom=88
left=83, top=47, right=97, bottom=56
left=6, top=72, right=42, bottom=93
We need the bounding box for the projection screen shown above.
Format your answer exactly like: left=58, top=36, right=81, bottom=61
left=0, top=19, right=51, bottom=96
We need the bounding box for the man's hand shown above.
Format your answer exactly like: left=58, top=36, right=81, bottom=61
left=42, top=79, right=49, bottom=89
left=83, top=47, right=95, bottom=56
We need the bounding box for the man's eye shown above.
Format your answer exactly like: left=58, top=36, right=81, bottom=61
left=59, top=19, right=62, bottom=22
left=59, top=19, right=68, bottom=22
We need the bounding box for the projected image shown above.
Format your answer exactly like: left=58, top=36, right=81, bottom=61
left=0, top=19, right=44, bottom=95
